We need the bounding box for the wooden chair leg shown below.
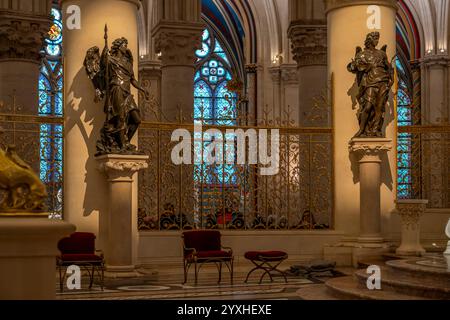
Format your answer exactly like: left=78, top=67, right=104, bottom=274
left=58, top=265, right=64, bottom=292
left=194, top=261, right=198, bottom=285
left=218, top=262, right=222, bottom=284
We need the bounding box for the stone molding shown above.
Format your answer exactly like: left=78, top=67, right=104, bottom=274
left=61, top=0, right=141, bottom=8
left=280, top=64, right=298, bottom=85
left=421, top=54, right=450, bottom=67
left=324, top=0, right=398, bottom=14
left=139, top=59, right=162, bottom=78
left=0, top=10, right=51, bottom=62
left=349, top=138, right=393, bottom=159
left=96, top=154, right=149, bottom=181
left=288, top=21, right=327, bottom=67
left=153, top=22, right=204, bottom=67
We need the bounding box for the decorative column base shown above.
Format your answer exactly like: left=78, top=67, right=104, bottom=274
left=349, top=138, right=392, bottom=246
left=0, top=218, right=75, bottom=299
left=395, top=199, right=428, bottom=256
left=96, top=154, right=149, bottom=278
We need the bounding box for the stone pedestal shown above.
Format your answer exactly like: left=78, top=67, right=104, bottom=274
left=96, top=154, right=148, bottom=277
left=349, top=138, right=392, bottom=245
left=444, top=218, right=450, bottom=256
left=395, top=199, right=428, bottom=256
left=0, top=218, right=75, bottom=300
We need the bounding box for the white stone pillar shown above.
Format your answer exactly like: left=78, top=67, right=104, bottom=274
left=0, top=218, right=75, bottom=300
left=62, top=0, right=140, bottom=248
left=0, top=1, right=52, bottom=114
left=96, top=155, right=148, bottom=276
left=394, top=199, right=428, bottom=256
left=325, top=0, right=398, bottom=237
left=350, top=138, right=392, bottom=243
left=152, top=23, right=203, bottom=121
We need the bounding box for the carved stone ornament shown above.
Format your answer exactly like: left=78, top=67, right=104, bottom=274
left=395, top=200, right=428, bottom=230
left=154, top=26, right=203, bottom=67
left=0, top=14, right=51, bottom=62
left=349, top=138, right=392, bottom=158
left=96, top=154, right=149, bottom=181
left=288, top=20, right=327, bottom=67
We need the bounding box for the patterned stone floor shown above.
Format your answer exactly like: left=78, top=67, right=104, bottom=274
left=56, top=271, right=326, bottom=300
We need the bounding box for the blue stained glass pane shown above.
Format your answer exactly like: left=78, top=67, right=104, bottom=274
left=194, top=80, right=213, bottom=120
left=202, top=67, right=210, bottom=76
left=217, top=68, right=225, bottom=76
left=217, top=52, right=229, bottom=64
left=194, top=71, right=200, bottom=81
left=209, top=76, right=218, bottom=83
left=209, top=60, right=218, bottom=68
left=214, top=41, right=224, bottom=53
left=226, top=72, right=232, bottom=81
left=46, top=44, right=60, bottom=56
left=196, top=42, right=210, bottom=58
left=55, top=93, right=63, bottom=116
left=51, top=8, right=61, bottom=20
left=202, top=29, right=210, bottom=41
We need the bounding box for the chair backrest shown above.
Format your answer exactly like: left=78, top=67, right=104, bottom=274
left=58, top=232, right=96, bottom=254
left=182, top=230, right=221, bottom=252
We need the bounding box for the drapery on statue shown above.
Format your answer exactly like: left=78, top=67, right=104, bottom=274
left=347, top=31, right=394, bottom=138
left=84, top=25, right=149, bottom=156
left=0, top=138, right=47, bottom=213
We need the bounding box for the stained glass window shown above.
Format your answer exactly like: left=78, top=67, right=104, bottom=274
left=194, top=28, right=238, bottom=185
left=39, top=4, right=64, bottom=218
left=396, top=58, right=413, bottom=199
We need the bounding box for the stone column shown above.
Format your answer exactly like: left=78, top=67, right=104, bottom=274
left=139, top=59, right=162, bottom=121
left=288, top=20, right=328, bottom=127
left=0, top=218, right=75, bottom=300
left=245, top=64, right=258, bottom=124
left=0, top=0, right=52, bottom=114
left=62, top=0, right=140, bottom=249
left=444, top=218, right=450, bottom=256
left=96, top=154, right=148, bottom=276
left=152, top=1, right=203, bottom=121
left=350, top=138, right=392, bottom=244
left=325, top=0, right=398, bottom=237
left=394, top=199, right=428, bottom=256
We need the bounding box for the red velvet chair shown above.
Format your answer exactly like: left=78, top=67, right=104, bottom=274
left=182, top=230, right=233, bottom=285
left=56, top=232, right=105, bottom=292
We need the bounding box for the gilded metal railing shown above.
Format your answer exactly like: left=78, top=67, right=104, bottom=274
left=137, top=117, right=334, bottom=231
left=397, top=125, right=450, bottom=208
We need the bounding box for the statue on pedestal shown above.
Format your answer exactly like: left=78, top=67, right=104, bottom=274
left=84, top=25, right=149, bottom=156
left=347, top=31, right=394, bottom=138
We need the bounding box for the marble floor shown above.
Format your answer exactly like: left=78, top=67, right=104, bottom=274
left=55, top=270, right=342, bottom=300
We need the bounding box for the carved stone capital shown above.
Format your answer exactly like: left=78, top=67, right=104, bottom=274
left=395, top=200, right=428, bottom=229
left=96, top=154, right=149, bottom=181
left=0, top=11, right=52, bottom=62
left=153, top=22, right=204, bottom=67
left=139, top=59, right=162, bottom=78
left=324, top=0, right=398, bottom=14
left=421, top=54, right=450, bottom=68
left=280, top=64, right=298, bottom=85
left=288, top=21, right=327, bottom=67
left=268, top=67, right=281, bottom=84
left=349, top=138, right=392, bottom=162
left=245, top=63, right=259, bottom=74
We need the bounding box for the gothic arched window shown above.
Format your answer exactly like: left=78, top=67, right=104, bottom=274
left=194, top=28, right=238, bottom=185
left=39, top=4, right=64, bottom=218
left=396, top=57, right=413, bottom=199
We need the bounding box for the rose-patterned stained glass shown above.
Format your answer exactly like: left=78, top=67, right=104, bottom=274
left=396, top=58, right=412, bottom=199
left=38, top=3, right=64, bottom=219
left=194, top=28, right=238, bottom=185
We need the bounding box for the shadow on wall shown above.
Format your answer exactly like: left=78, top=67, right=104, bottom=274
left=347, top=79, right=394, bottom=192
left=66, top=66, right=108, bottom=218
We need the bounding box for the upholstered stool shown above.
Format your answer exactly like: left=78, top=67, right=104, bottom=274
left=244, top=251, right=288, bottom=284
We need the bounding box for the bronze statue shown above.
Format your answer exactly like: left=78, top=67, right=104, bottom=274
left=84, top=25, right=149, bottom=155
left=0, top=143, right=47, bottom=213
left=347, top=32, right=394, bottom=138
